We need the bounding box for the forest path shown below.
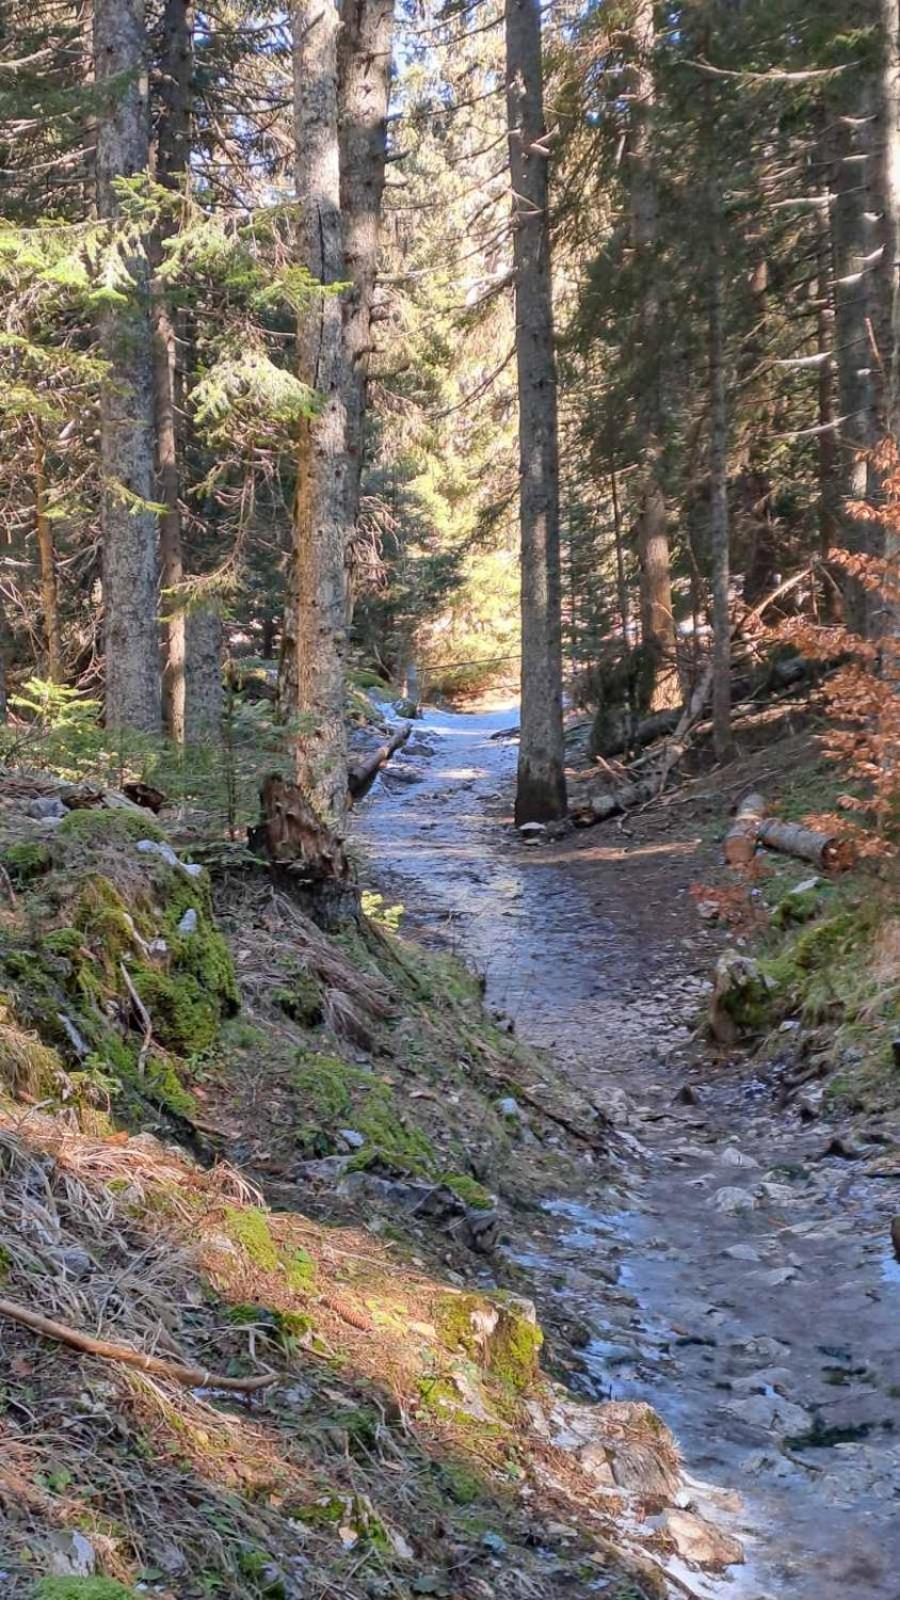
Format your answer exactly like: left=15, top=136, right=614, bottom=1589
left=356, top=703, right=900, bottom=1600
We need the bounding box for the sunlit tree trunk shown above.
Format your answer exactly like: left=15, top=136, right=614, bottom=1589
left=505, top=0, right=567, bottom=824
left=338, top=0, right=393, bottom=545
left=628, top=0, right=678, bottom=709
left=281, top=0, right=350, bottom=827
left=94, top=0, right=161, bottom=731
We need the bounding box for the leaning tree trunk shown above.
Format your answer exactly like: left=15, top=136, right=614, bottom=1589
left=94, top=0, right=161, bottom=732
left=281, top=0, right=351, bottom=830
left=628, top=0, right=678, bottom=710
left=152, top=0, right=193, bottom=743
left=338, top=0, right=394, bottom=552
left=813, top=121, right=840, bottom=614
left=505, top=0, right=567, bottom=825
left=707, top=172, right=734, bottom=763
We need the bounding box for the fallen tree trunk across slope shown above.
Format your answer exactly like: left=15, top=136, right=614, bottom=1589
left=722, top=795, right=857, bottom=871
left=348, top=722, right=412, bottom=803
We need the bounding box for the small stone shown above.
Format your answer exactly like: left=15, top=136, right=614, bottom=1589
left=47, top=1531, right=95, bottom=1577
left=723, top=1242, right=760, bottom=1263
left=659, top=1509, right=743, bottom=1570
left=481, top=1531, right=507, bottom=1556
left=710, top=1185, right=755, bottom=1213
left=337, top=1128, right=365, bottom=1150
left=577, top=1441, right=616, bottom=1486
left=59, top=1246, right=93, bottom=1278
left=757, top=1181, right=799, bottom=1206
left=496, top=1095, right=523, bottom=1121
left=756, top=1266, right=799, bottom=1287
left=518, top=821, right=547, bottom=838
left=719, top=1146, right=760, bottom=1169
left=177, top=907, right=198, bottom=935
left=732, top=1367, right=794, bottom=1395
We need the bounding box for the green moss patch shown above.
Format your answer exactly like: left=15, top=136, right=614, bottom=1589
left=2, top=840, right=51, bottom=885
left=34, top=1582, right=137, bottom=1600
left=292, top=1052, right=435, bottom=1176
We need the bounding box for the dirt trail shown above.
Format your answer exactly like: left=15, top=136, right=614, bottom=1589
left=357, top=703, right=900, bottom=1600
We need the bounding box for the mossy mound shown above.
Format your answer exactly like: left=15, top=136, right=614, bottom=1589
left=292, top=1051, right=436, bottom=1176
left=34, top=1582, right=137, bottom=1600
left=0, top=804, right=237, bottom=1125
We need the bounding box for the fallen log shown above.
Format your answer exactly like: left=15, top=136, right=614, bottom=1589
left=758, top=818, right=857, bottom=872
left=0, top=1295, right=276, bottom=1391
left=724, top=792, right=768, bottom=866
left=348, top=723, right=412, bottom=803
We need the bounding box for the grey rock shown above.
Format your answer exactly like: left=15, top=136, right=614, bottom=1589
left=725, top=1392, right=810, bottom=1435
left=719, top=1146, right=760, bottom=1169
left=47, top=1531, right=95, bottom=1577
left=337, top=1128, right=366, bottom=1150
left=177, top=907, right=198, bottom=935
left=659, top=1508, right=743, bottom=1570
left=59, top=1246, right=94, bottom=1279
left=496, top=1095, right=524, bottom=1121
left=723, top=1242, right=761, bottom=1262
left=28, top=795, right=66, bottom=820
left=710, top=1185, right=755, bottom=1213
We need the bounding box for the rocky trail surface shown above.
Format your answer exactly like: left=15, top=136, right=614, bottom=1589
left=357, top=703, right=900, bottom=1600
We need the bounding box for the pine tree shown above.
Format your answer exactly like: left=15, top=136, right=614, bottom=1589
left=505, top=0, right=566, bottom=824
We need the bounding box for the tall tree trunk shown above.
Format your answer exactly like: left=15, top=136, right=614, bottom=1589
left=338, top=0, right=393, bottom=546
left=872, top=0, right=900, bottom=646
left=152, top=0, right=192, bottom=743
left=707, top=173, right=734, bottom=763
left=505, top=0, right=567, bottom=825
left=34, top=426, right=62, bottom=683
left=829, top=91, right=878, bottom=633
left=94, top=0, right=161, bottom=732
left=814, top=132, right=840, bottom=612
left=628, top=0, right=678, bottom=710
left=183, top=605, right=222, bottom=743
left=281, top=0, right=351, bottom=828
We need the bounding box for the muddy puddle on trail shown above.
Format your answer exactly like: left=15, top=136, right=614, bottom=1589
left=357, top=704, right=900, bottom=1600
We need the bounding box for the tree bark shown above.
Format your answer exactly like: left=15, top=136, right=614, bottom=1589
left=338, top=0, right=394, bottom=545
left=94, top=0, right=161, bottom=732
left=829, top=88, right=879, bottom=633
left=280, top=0, right=351, bottom=832
left=505, top=0, right=567, bottom=824
left=814, top=140, right=840, bottom=612
left=184, top=604, right=223, bottom=743
left=628, top=0, right=678, bottom=710
left=34, top=426, right=62, bottom=683
left=152, top=0, right=193, bottom=743
left=707, top=172, right=734, bottom=763
left=872, top=0, right=900, bottom=638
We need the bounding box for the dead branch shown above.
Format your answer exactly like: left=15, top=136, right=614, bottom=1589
left=0, top=1295, right=276, bottom=1391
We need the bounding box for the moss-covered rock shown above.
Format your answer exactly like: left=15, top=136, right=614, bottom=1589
left=293, top=1052, right=435, bottom=1176
left=2, top=840, right=51, bottom=885
left=56, top=806, right=163, bottom=847
left=437, top=1291, right=543, bottom=1393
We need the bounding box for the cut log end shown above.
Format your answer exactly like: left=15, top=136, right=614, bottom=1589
left=723, top=792, right=768, bottom=866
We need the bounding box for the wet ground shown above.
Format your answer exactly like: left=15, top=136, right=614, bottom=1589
left=357, top=703, right=900, bottom=1600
